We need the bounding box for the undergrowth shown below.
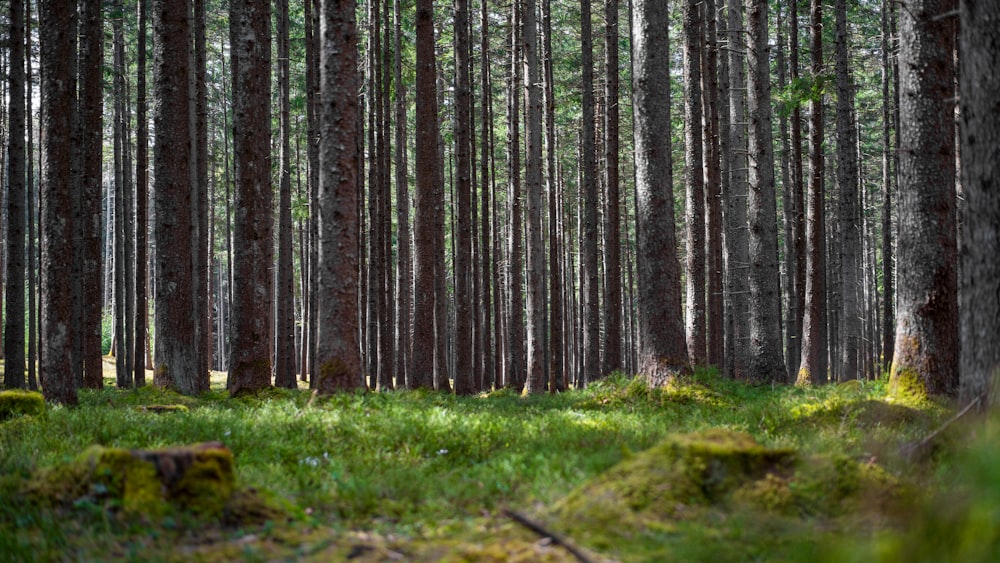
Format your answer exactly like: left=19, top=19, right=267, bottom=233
left=0, top=366, right=994, bottom=561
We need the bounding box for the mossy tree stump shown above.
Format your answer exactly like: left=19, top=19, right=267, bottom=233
left=0, top=390, right=45, bottom=421
left=27, top=442, right=235, bottom=518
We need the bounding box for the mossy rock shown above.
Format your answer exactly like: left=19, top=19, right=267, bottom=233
left=0, top=390, right=45, bottom=421
left=25, top=442, right=235, bottom=518
left=551, top=429, right=796, bottom=542
left=137, top=404, right=190, bottom=413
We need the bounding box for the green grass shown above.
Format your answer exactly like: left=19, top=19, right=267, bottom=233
left=0, top=368, right=996, bottom=561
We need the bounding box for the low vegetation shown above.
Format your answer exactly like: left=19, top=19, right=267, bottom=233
left=0, top=362, right=997, bottom=561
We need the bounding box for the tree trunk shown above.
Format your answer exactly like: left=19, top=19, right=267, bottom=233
left=683, top=0, right=706, bottom=367
left=543, top=0, right=563, bottom=392
left=506, top=2, right=526, bottom=391
left=602, top=0, right=623, bottom=377
left=703, top=0, right=724, bottom=369
left=880, top=0, right=894, bottom=373
left=113, top=2, right=130, bottom=388
left=890, top=0, right=958, bottom=398
left=777, top=2, right=795, bottom=383
left=633, top=0, right=690, bottom=386
left=746, top=0, right=786, bottom=383
left=479, top=0, right=494, bottom=391
left=453, top=0, right=475, bottom=394
left=316, top=0, right=363, bottom=392
left=394, top=0, right=411, bottom=389
left=580, top=0, right=601, bottom=385
left=796, top=0, right=827, bottom=386
left=228, top=0, right=273, bottom=395
left=40, top=0, right=79, bottom=405
left=27, top=0, right=38, bottom=391
left=135, top=0, right=150, bottom=387
left=958, top=0, right=1000, bottom=409
left=275, top=0, right=297, bottom=389
left=789, top=0, right=806, bottom=380
left=194, top=0, right=210, bottom=391
left=4, top=0, right=26, bottom=389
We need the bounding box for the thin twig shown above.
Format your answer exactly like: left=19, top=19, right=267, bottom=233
left=899, top=397, right=981, bottom=462
left=502, top=508, right=597, bottom=563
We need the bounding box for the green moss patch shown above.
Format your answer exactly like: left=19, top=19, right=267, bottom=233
left=0, top=390, right=45, bottom=421
left=137, top=404, right=190, bottom=413
left=25, top=442, right=236, bottom=519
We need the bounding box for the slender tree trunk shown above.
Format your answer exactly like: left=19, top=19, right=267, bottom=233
left=40, top=0, right=78, bottom=404
left=789, top=0, right=806, bottom=379
left=135, top=0, right=149, bottom=387
left=506, top=2, right=526, bottom=391
left=275, top=0, right=297, bottom=389
left=580, top=0, right=601, bottom=385
left=306, top=0, right=320, bottom=387
left=880, top=0, right=894, bottom=372
left=4, top=0, right=26, bottom=389
left=683, top=0, right=706, bottom=366
left=703, top=0, right=724, bottom=369
left=602, top=0, right=623, bottom=377
left=889, top=0, right=958, bottom=398
left=543, top=0, right=563, bottom=391
left=78, top=0, right=103, bottom=389
left=113, top=3, right=130, bottom=388
left=194, top=0, right=210, bottom=390
left=633, top=0, right=690, bottom=385
left=394, top=0, right=411, bottom=388
left=380, top=0, right=395, bottom=391
left=453, top=0, right=475, bottom=394
left=777, top=3, right=795, bottom=382
left=229, top=0, right=273, bottom=395
left=835, top=0, right=861, bottom=381
left=27, top=0, right=38, bottom=391
left=746, top=0, right=786, bottom=382
left=796, top=0, right=827, bottom=386
left=479, top=0, right=494, bottom=391
left=958, top=0, right=1000, bottom=409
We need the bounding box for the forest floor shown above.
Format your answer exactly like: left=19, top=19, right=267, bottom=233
left=0, top=359, right=998, bottom=562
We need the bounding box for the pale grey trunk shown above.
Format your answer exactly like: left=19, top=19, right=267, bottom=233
left=683, top=0, right=706, bottom=366
left=523, top=0, right=546, bottom=394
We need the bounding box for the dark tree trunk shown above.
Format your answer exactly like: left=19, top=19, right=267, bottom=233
left=4, top=0, right=26, bottom=389
left=40, top=0, right=79, bottom=405
left=746, top=0, right=786, bottom=383
left=506, top=2, right=526, bottom=391
left=228, top=0, right=273, bottom=395
left=411, top=0, right=441, bottom=389
left=834, top=0, right=861, bottom=382
left=602, top=0, right=623, bottom=377
left=958, top=0, right=1000, bottom=409
left=890, top=0, right=958, bottom=398
left=135, top=0, right=150, bottom=387
left=194, top=0, right=210, bottom=391
left=580, top=0, right=601, bottom=385
left=683, top=0, right=706, bottom=366
left=113, top=2, right=131, bottom=388
left=479, top=0, right=494, bottom=391
left=275, top=0, right=297, bottom=389
left=454, top=0, right=475, bottom=394
left=880, top=0, right=894, bottom=372
left=789, top=0, right=806, bottom=379
left=27, top=0, right=38, bottom=391
left=777, top=3, right=795, bottom=383
left=523, top=0, right=546, bottom=394
left=633, top=0, right=690, bottom=385
left=316, top=0, right=363, bottom=391
left=394, top=0, right=411, bottom=389
left=796, top=0, right=827, bottom=386
left=543, top=0, right=563, bottom=392
left=703, top=0, right=724, bottom=369
left=78, top=0, right=104, bottom=389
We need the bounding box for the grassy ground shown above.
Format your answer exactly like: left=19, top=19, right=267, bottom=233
left=0, top=359, right=997, bottom=561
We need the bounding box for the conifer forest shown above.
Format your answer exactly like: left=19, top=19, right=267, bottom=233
left=0, top=0, right=998, bottom=560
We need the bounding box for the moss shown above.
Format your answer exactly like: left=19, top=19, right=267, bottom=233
left=0, top=390, right=45, bottom=421
left=137, top=404, right=190, bottom=414
left=889, top=363, right=928, bottom=403
left=222, top=488, right=292, bottom=527
left=171, top=449, right=235, bottom=517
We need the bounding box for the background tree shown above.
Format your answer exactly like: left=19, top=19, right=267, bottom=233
left=523, top=0, right=546, bottom=394
left=4, top=0, right=26, bottom=389
left=454, top=0, right=474, bottom=395
left=135, top=0, right=150, bottom=387
left=579, top=0, right=600, bottom=385
left=40, top=0, right=79, bottom=405
left=889, top=0, right=958, bottom=398
left=725, top=0, right=749, bottom=380
left=682, top=0, right=706, bottom=366
left=602, top=0, right=622, bottom=377
left=275, top=0, right=297, bottom=389
left=958, top=0, right=1000, bottom=409
left=229, top=0, right=273, bottom=395
left=632, top=0, right=689, bottom=386
left=746, top=0, right=785, bottom=382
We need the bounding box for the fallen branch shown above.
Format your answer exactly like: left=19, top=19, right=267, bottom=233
left=899, top=396, right=981, bottom=462
left=502, top=508, right=596, bottom=563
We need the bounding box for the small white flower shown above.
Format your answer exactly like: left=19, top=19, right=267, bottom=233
left=436, top=449, right=448, bottom=456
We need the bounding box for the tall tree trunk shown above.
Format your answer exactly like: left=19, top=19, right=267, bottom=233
left=411, top=0, right=441, bottom=389
left=275, top=0, right=297, bottom=389
left=78, top=0, right=103, bottom=389
left=683, top=0, right=706, bottom=366
left=229, top=0, right=273, bottom=395
left=394, top=0, right=411, bottom=388
left=523, top=0, right=546, bottom=394
left=633, top=0, right=690, bottom=385
left=479, top=0, right=494, bottom=391
left=380, top=0, right=395, bottom=391
left=789, top=0, right=806, bottom=379
left=135, top=0, right=150, bottom=387
left=194, top=0, right=210, bottom=390
left=835, top=0, right=860, bottom=381
left=796, top=0, right=828, bottom=386
left=454, top=0, right=475, bottom=394
left=4, top=0, right=26, bottom=389
left=306, top=0, right=320, bottom=387
left=890, top=0, right=958, bottom=398
left=725, top=0, right=750, bottom=380
left=153, top=0, right=201, bottom=394
left=543, top=0, right=563, bottom=391
left=506, top=1, right=526, bottom=391
left=40, top=0, right=78, bottom=404
left=703, top=0, right=724, bottom=369
left=316, top=0, right=363, bottom=391
left=580, top=0, right=601, bottom=385
left=746, top=0, right=786, bottom=382
left=113, top=2, right=131, bottom=388
left=777, top=2, right=795, bottom=382
left=27, top=0, right=38, bottom=391
left=602, top=0, right=623, bottom=377
left=880, top=0, right=894, bottom=372
left=958, top=0, right=1000, bottom=409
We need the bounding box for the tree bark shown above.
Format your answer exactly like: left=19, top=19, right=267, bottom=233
left=796, top=0, right=827, bottom=386
left=394, top=0, right=411, bottom=389
left=880, top=0, right=894, bottom=373
left=275, top=0, right=297, bottom=389
left=958, top=0, right=1000, bottom=409
left=789, top=0, right=806, bottom=379
left=27, top=0, right=38, bottom=391
left=579, top=0, right=601, bottom=386
left=135, top=0, right=150, bottom=387
left=113, top=2, right=130, bottom=388
left=682, top=0, right=706, bottom=367
left=703, top=0, right=724, bottom=369
left=543, top=0, right=563, bottom=392
left=40, top=0, right=79, bottom=405
left=890, top=0, right=958, bottom=398
left=228, top=0, right=273, bottom=395
left=316, top=0, right=363, bottom=392
left=746, top=0, right=786, bottom=383
left=632, top=0, right=690, bottom=386
left=4, top=0, right=26, bottom=389
left=454, top=0, right=475, bottom=394
left=602, top=0, right=623, bottom=377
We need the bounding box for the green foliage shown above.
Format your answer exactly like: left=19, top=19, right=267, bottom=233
left=0, top=373, right=991, bottom=560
